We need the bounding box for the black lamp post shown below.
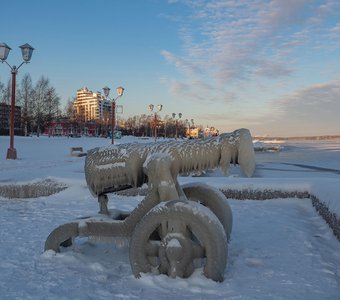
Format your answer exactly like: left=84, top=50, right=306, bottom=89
left=172, top=112, right=182, bottom=139
left=149, top=104, right=163, bottom=141
left=185, top=119, right=189, bottom=138
left=0, top=43, right=34, bottom=159
left=103, top=86, right=124, bottom=145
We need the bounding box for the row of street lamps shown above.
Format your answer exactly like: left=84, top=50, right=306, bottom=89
left=147, top=110, right=194, bottom=140
left=0, top=42, right=35, bottom=159
left=1, top=42, right=196, bottom=158
left=172, top=112, right=182, bottom=139
left=0, top=41, right=124, bottom=158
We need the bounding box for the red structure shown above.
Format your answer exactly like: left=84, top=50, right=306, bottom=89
left=44, top=119, right=97, bottom=137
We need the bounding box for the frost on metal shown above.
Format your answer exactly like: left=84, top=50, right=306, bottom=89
left=85, top=128, right=255, bottom=196
left=45, top=128, right=255, bottom=282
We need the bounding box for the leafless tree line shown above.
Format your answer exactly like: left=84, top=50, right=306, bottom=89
left=0, top=74, right=204, bottom=138
left=118, top=114, right=200, bottom=138
left=0, top=73, right=61, bottom=136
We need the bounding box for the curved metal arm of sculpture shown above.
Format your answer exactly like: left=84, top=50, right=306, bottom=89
left=84, top=128, right=255, bottom=198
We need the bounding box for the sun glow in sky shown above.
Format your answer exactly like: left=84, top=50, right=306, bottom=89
left=1, top=0, right=339, bottom=137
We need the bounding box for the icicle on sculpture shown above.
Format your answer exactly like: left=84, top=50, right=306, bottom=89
left=44, top=128, right=255, bottom=282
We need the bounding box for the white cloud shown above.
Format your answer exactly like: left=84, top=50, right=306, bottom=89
left=162, top=0, right=340, bottom=135
left=163, top=0, right=340, bottom=97
left=161, top=76, right=236, bottom=105
left=328, top=23, right=340, bottom=45
left=254, top=60, right=293, bottom=78
left=161, top=50, right=201, bottom=76
left=271, top=79, right=340, bottom=120
left=200, top=79, right=340, bottom=136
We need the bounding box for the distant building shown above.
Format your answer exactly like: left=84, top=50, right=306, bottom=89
left=204, top=126, right=219, bottom=137
left=73, top=87, right=111, bottom=122
left=43, top=119, right=97, bottom=137
left=0, top=103, right=22, bottom=136
left=186, top=127, right=199, bottom=139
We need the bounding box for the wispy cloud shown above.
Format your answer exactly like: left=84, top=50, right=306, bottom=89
left=162, top=0, right=340, bottom=107
left=328, top=23, right=340, bottom=45
left=160, top=76, right=236, bottom=105
left=161, top=50, right=201, bottom=76
left=159, top=0, right=340, bottom=135
left=197, top=78, right=340, bottom=136
left=271, top=78, right=340, bottom=120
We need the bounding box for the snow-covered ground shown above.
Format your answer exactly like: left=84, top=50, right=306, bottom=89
left=0, top=135, right=339, bottom=300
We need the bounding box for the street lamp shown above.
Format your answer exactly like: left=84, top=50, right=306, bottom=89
left=185, top=119, right=189, bottom=138
left=191, top=119, right=195, bottom=138
left=103, top=86, right=124, bottom=145
left=172, top=112, right=182, bottom=139
left=0, top=43, right=34, bottom=159
left=149, top=104, right=163, bottom=141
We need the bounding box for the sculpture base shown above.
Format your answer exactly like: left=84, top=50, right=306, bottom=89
left=6, top=148, right=17, bottom=160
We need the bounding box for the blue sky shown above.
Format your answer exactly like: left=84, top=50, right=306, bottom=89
left=1, top=0, right=339, bottom=137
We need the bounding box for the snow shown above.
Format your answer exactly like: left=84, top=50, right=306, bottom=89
left=96, top=162, right=126, bottom=170
left=166, top=238, right=181, bottom=249
left=0, top=135, right=339, bottom=299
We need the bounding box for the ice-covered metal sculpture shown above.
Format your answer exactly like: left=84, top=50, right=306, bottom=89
left=45, top=128, right=255, bottom=282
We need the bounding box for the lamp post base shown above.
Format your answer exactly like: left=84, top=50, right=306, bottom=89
left=6, top=148, right=17, bottom=160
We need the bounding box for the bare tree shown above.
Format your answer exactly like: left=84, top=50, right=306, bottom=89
left=1, top=79, right=12, bottom=105
left=63, top=98, right=76, bottom=119
left=44, top=86, right=60, bottom=136
left=0, top=80, right=4, bottom=103
left=17, top=73, right=34, bottom=136
left=0, top=79, right=12, bottom=132
left=1, top=74, right=68, bottom=136
left=32, top=76, right=49, bottom=136
left=45, top=86, right=60, bottom=122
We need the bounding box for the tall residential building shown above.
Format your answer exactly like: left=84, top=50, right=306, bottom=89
left=73, top=87, right=111, bottom=121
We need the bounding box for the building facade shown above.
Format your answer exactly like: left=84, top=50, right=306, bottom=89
left=204, top=126, right=219, bottom=137
left=43, top=119, right=97, bottom=137
left=0, top=103, right=22, bottom=136
left=73, top=87, right=112, bottom=122
left=186, top=127, right=199, bottom=139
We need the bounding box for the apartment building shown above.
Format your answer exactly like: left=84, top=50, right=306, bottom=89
left=0, top=103, right=22, bottom=136
left=73, top=87, right=111, bottom=121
